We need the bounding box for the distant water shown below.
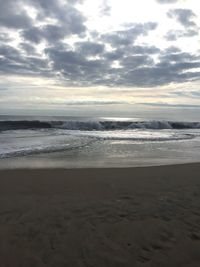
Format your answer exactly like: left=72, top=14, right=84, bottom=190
left=1, top=115, right=200, bottom=168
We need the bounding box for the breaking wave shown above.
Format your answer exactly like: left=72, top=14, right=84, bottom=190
left=1, top=119, right=200, bottom=131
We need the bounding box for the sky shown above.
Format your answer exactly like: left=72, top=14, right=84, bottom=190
left=0, top=0, right=200, bottom=118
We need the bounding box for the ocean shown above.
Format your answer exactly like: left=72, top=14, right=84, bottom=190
left=1, top=115, right=200, bottom=168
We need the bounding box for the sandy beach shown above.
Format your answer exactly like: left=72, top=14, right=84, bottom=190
left=0, top=164, right=200, bottom=266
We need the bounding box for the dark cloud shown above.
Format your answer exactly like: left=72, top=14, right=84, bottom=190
left=75, top=41, right=105, bottom=56
left=1, top=32, right=200, bottom=88
left=103, top=49, right=125, bottom=61
left=103, top=45, right=159, bottom=62
left=110, top=48, right=200, bottom=87
left=38, top=25, right=67, bottom=42
left=0, top=45, right=20, bottom=58
left=22, top=27, right=42, bottom=44
left=0, top=0, right=199, bottom=90
left=48, top=99, right=126, bottom=106
left=0, top=87, right=7, bottom=91
left=22, top=3, right=86, bottom=43
left=42, top=41, right=200, bottom=87
left=140, top=102, right=200, bottom=108
left=129, top=45, right=160, bottom=55
left=121, top=55, right=154, bottom=69
left=0, top=33, right=12, bottom=43
left=101, top=23, right=157, bottom=47
left=171, top=90, right=200, bottom=98
left=165, top=28, right=199, bottom=41
left=27, top=0, right=61, bottom=18
left=0, top=44, right=50, bottom=76
left=159, top=51, right=200, bottom=63
left=22, top=25, right=70, bottom=44
left=164, top=46, right=181, bottom=53
left=167, top=9, right=197, bottom=27
left=114, top=66, right=199, bottom=87
left=0, top=0, right=86, bottom=44
left=44, top=46, right=106, bottom=85
left=0, top=0, right=32, bottom=29
left=189, top=91, right=200, bottom=98
left=165, top=9, right=198, bottom=41
left=0, top=14, right=32, bottom=29
left=19, top=43, right=37, bottom=55
left=28, top=0, right=86, bottom=33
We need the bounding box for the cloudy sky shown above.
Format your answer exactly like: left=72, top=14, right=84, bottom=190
left=0, top=0, right=200, bottom=118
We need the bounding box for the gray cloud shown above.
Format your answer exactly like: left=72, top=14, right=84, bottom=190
left=0, top=33, right=12, bottom=43
left=140, top=102, right=200, bottom=108
left=103, top=49, right=125, bottom=61
left=156, top=0, right=179, bottom=3
left=167, top=9, right=197, bottom=27
left=121, top=55, right=154, bottom=69
left=103, top=45, right=159, bottom=62
left=22, top=27, right=42, bottom=44
left=67, top=0, right=84, bottom=4
left=28, top=0, right=86, bottom=33
left=101, top=23, right=157, bottom=47
left=75, top=41, right=105, bottom=56
left=43, top=41, right=200, bottom=87
left=165, top=9, right=198, bottom=41
left=129, top=45, right=160, bottom=55
left=45, top=45, right=108, bottom=86
left=22, top=3, right=86, bottom=44
left=22, top=25, right=70, bottom=44
left=0, top=0, right=86, bottom=44
left=1, top=34, right=200, bottom=88
left=171, top=90, right=200, bottom=98
left=159, top=51, right=200, bottom=63
left=0, top=0, right=32, bottom=29
left=48, top=99, right=126, bottom=106
left=164, top=46, right=181, bottom=53
left=0, top=0, right=199, bottom=90
left=0, top=87, right=7, bottom=91
left=0, top=44, right=50, bottom=76
left=165, top=29, right=199, bottom=41
left=19, top=42, right=37, bottom=55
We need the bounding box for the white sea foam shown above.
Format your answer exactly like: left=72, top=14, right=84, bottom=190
left=0, top=129, right=95, bottom=158
left=0, top=127, right=197, bottom=159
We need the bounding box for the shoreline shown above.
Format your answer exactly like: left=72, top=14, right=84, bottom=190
left=1, top=163, right=200, bottom=266
left=1, top=160, right=200, bottom=170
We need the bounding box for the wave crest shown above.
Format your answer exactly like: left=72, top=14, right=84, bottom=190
left=1, top=119, right=200, bottom=131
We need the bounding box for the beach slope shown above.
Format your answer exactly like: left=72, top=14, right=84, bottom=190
left=0, top=164, right=200, bottom=266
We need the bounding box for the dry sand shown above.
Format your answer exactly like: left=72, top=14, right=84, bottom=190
left=0, top=164, right=200, bottom=266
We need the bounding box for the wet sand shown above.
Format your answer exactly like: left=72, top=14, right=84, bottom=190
left=0, top=164, right=200, bottom=266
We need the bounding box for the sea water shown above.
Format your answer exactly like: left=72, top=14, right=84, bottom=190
left=1, top=115, right=200, bottom=168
